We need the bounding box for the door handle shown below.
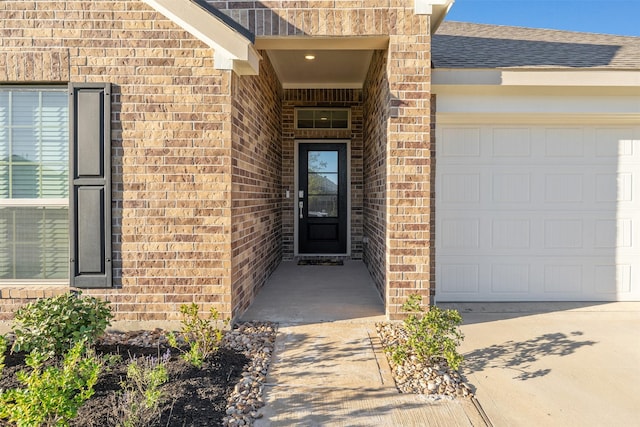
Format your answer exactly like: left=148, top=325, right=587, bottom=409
left=299, top=201, right=304, bottom=219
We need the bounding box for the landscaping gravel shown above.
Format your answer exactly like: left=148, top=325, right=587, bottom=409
left=221, top=322, right=277, bottom=426
left=376, top=322, right=473, bottom=398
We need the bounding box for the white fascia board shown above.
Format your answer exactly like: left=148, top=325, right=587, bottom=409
left=232, top=47, right=261, bottom=76
left=282, top=82, right=364, bottom=89
left=415, top=0, right=455, bottom=32
left=433, top=69, right=640, bottom=87
left=415, top=0, right=452, bottom=14
left=255, top=36, right=390, bottom=51
left=143, top=0, right=260, bottom=75
left=433, top=91, right=640, bottom=116
left=436, top=113, right=640, bottom=125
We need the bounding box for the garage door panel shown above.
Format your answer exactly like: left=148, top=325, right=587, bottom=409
left=544, top=219, right=583, bottom=249
left=544, top=128, right=585, bottom=158
left=491, top=264, right=531, bottom=293
left=492, top=173, right=531, bottom=203
left=441, top=173, right=480, bottom=203
left=438, top=256, right=637, bottom=301
left=439, top=212, right=640, bottom=256
left=439, top=263, right=480, bottom=293
left=441, top=127, right=481, bottom=157
left=595, top=173, right=633, bottom=202
left=593, top=264, right=632, bottom=295
left=439, top=167, right=637, bottom=209
left=594, top=128, right=635, bottom=157
left=491, top=218, right=531, bottom=249
left=440, top=218, right=480, bottom=249
left=593, top=218, right=634, bottom=248
left=491, top=128, right=532, bottom=157
left=543, top=264, right=583, bottom=293
left=437, top=124, right=640, bottom=301
left=439, top=126, right=640, bottom=166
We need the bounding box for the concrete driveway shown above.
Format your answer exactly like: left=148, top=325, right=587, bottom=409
left=441, top=302, right=640, bottom=427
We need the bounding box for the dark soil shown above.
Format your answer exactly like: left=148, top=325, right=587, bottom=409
left=0, top=344, right=250, bottom=427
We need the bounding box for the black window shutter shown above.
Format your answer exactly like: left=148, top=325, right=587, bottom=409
left=69, top=83, right=112, bottom=288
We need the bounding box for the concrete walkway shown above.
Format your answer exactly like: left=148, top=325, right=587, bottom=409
left=241, top=261, right=486, bottom=426
left=441, top=302, right=640, bottom=427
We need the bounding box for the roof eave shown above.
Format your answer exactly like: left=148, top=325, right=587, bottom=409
left=143, top=0, right=260, bottom=75
left=415, top=0, right=455, bottom=33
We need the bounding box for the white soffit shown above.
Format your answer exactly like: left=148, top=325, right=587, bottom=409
left=257, top=37, right=388, bottom=89
left=142, top=0, right=260, bottom=75
left=266, top=50, right=374, bottom=89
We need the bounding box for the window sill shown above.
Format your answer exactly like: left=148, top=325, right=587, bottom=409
left=0, top=283, right=69, bottom=299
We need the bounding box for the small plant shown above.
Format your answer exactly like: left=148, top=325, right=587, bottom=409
left=167, top=303, right=227, bottom=368
left=0, top=334, right=7, bottom=375
left=113, top=350, right=170, bottom=427
left=11, top=291, right=114, bottom=358
left=391, top=294, right=465, bottom=370
left=0, top=340, right=102, bottom=427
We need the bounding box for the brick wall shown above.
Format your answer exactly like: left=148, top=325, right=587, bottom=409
left=1, top=0, right=437, bottom=322
left=362, top=50, right=388, bottom=300
left=213, top=1, right=419, bottom=37
left=0, top=0, right=236, bottom=322
left=385, top=30, right=434, bottom=319
left=230, top=54, right=283, bottom=318
left=281, top=89, right=364, bottom=259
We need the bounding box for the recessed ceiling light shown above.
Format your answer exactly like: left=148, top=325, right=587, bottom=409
left=304, top=54, right=315, bottom=60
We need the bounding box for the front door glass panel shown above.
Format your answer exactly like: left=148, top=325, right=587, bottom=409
left=308, top=151, right=338, bottom=217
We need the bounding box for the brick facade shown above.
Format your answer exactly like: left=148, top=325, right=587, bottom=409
left=0, top=0, right=436, bottom=323
left=230, top=56, right=283, bottom=318
left=0, top=0, right=235, bottom=321
left=363, top=50, right=389, bottom=300
left=384, top=30, right=434, bottom=319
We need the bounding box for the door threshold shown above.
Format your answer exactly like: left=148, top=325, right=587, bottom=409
left=295, top=254, right=350, bottom=258
left=297, top=259, right=344, bottom=266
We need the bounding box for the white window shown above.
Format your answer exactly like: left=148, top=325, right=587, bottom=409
left=0, top=87, right=69, bottom=282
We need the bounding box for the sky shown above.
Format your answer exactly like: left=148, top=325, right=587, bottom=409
left=445, top=0, right=640, bottom=37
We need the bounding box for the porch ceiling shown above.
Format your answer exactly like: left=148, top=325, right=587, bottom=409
left=256, top=37, right=389, bottom=89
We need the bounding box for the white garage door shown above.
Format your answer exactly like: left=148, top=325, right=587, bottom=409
left=436, top=124, right=640, bottom=301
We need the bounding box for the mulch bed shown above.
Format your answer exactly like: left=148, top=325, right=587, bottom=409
left=0, top=344, right=250, bottom=427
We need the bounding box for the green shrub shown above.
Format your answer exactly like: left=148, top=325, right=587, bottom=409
left=0, top=340, right=102, bottom=427
left=391, top=294, right=465, bottom=370
left=114, top=350, right=170, bottom=427
left=0, top=334, right=6, bottom=374
left=167, top=303, right=227, bottom=368
left=11, top=292, right=113, bottom=358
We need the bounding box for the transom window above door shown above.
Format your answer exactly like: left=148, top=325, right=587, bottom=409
left=295, top=108, right=350, bottom=130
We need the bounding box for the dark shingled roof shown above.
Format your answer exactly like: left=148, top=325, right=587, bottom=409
left=433, top=22, right=640, bottom=69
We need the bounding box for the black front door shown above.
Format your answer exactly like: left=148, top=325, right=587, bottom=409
left=298, top=143, right=348, bottom=254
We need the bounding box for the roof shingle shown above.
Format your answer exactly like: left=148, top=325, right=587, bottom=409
left=433, top=22, right=640, bottom=69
